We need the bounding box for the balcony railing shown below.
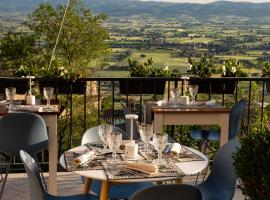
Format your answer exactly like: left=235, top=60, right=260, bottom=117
left=0, top=76, right=269, bottom=168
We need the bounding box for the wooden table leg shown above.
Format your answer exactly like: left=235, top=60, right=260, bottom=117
left=156, top=181, right=163, bottom=185
left=175, top=177, right=183, bottom=184
left=100, top=180, right=110, bottom=200
left=83, top=178, right=93, bottom=194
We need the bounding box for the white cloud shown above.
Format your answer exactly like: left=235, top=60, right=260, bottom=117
left=141, top=0, right=270, bottom=3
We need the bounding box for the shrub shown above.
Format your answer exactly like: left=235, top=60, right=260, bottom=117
left=233, top=129, right=270, bottom=200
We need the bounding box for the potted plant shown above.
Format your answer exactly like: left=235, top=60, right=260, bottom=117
left=261, top=62, right=270, bottom=92
left=188, top=56, right=218, bottom=93
left=233, top=129, right=270, bottom=199
left=119, top=58, right=180, bottom=94
left=38, top=66, right=85, bottom=94
left=12, top=64, right=85, bottom=94
left=188, top=57, right=246, bottom=94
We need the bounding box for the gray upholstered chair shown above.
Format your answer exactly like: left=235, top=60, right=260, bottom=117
left=196, top=140, right=240, bottom=200
left=0, top=112, right=48, bottom=198
left=131, top=184, right=202, bottom=200
left=20, top=150, right=98, bottom=200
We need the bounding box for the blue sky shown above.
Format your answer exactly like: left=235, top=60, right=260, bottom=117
left=141, top=0, right=270, bottom=3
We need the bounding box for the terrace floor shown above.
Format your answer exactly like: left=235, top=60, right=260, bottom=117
left=1, top=172, right=245, bottom=200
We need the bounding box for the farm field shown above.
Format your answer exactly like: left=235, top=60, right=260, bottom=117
left=99, top=15, right=270, bottom=77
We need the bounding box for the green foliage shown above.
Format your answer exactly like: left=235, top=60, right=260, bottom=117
left=261, top=62, right=270, bottom=77
left=233, top=129, right=270, bottom=200
left=26, top=0, right=109, bottom=73
left=128, top=57, right=181, bottom=77
left=237, top=82, right=263, bottom=137
left=0, top=32, right=44, bottom=74
left=187, top=56, right=216, bottom=77
left=187, top=57, right=247, bottom=78
left=0, top=0, right=109, bottom=78
left=219, top=59, right=247, bottom=77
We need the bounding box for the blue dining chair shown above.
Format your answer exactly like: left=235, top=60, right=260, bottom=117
left=131, top=184, right=202, bottom=200
left=196, top=139, right=240, bottom=200
left=81, top=125, right=154, bottom=200
left=0, top=112, right=49, bottom=198
left=190, top=100, right=246, bottom=152
left=20, top=150, right=99, bottom=200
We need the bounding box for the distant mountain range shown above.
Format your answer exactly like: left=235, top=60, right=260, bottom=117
left=1, top=0, right=270, bottom=18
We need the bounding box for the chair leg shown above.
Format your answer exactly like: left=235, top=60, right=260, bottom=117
left=0, top=156, right=12, bottom=199
left=33, top=154, right=47, bottom=191
left=195, top=139, right=210, bottom=185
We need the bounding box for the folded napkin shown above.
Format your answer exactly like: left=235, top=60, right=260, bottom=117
left=73, top=151, right=96, bottom=166
left=0, top=100, right=8, bottom=105
left=205, top=99, right=216, bottom=106
left=125, top=162, right=159, bottom=175
left=170, top=143, right=182, bottom=156
left=156, top=100, right=166, bottom=106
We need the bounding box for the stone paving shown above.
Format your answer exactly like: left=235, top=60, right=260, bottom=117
left=1, top=172, right=245, bottom=200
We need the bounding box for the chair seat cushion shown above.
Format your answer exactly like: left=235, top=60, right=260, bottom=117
left=48, top=194, right=99, bottom=200
left=197, top=181, right=234, bottom=200
left=190, top=129, right=220, bottom=141
left=90, top=179, right=154, bottom=199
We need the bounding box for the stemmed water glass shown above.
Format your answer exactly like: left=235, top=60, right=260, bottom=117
left=43, top=87, right=54, bottom=106
left=108, top=132, right=122, bottom=163
left=153, top=133, right=168, bottom=165
left=189, top=84, right=198, bottom=104
left=98, top=124, right=112, bottom=153
left=5, top=87, right=16, bottom=110
left=138, top=123, right=153, bottom=152
left=170, top=88, right=179, bottom=103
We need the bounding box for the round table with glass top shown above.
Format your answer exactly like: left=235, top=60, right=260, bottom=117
left=60, top=144, right=208, bottom=200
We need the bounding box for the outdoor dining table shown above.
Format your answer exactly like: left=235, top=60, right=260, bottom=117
left=151, top=103, right=230, bottom=147
left=60, top=142, right=208, bottom=200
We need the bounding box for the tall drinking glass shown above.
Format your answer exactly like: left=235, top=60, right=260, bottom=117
left=108, top=132, right=122, bottom=163
left=5, top=87, right=16, bottom=110
left=98, top=124, right=112, bottom=152
left=138, top=123, right=153, bottom=152
left=189, top=84, right=198, bottom=104
left=170, top=88, right=179, bottom=103
left=43, top=87, right=54, bottom=106
left=153, top=133, right=168, bottom=164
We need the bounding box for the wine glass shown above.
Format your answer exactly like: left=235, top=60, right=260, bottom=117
left=108, top=132, right=122, bottom=163
left=189, top=84, right=199, bottom=104
left=5, top=87, right=16, bottom=110
left=43, top=87, right=54, bottom=106
left=98, top=124, right=112, bottom=153
left=153, top=133, right=168, bottom=165
left=170, top=88, right=179, bottom=103
left=138, top=123, right=153, bottom=152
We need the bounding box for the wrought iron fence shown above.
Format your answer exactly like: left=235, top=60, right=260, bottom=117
left=0, top=77, right=269, bottom=168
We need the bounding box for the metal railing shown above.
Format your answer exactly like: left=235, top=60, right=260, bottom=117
left=0, top=76, right=269, bottom=168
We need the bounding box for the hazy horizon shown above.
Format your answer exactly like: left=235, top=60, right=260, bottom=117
left=140, top=0, right=270, bottom=3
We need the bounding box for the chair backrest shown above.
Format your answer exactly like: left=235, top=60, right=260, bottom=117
left=229, top=100, right=246, bottom=139
left=131, top=184, right=202, bottom=200
left=20, top=150, right=47, bottom=200
left=0, top=112, right=48, bottom=155
left=120, top=101, right=140, bottom=140
left=81, top=125, right=128, bottom=145
left=198, top=140, right=240, bottom=200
